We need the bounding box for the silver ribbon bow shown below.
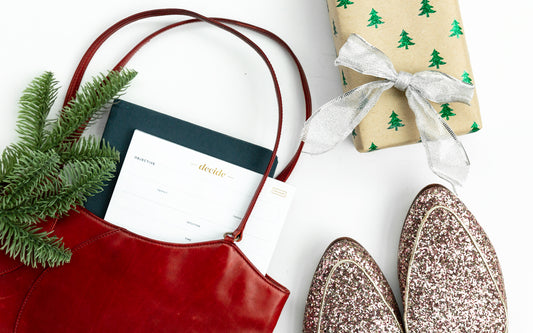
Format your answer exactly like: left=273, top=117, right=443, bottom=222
left=302, top=34, right=474, bottom=188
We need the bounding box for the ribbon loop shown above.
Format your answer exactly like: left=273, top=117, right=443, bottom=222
left=410, top=71, right=474, bottom=104
left=335, top=34, right=397, bottom=81
left=302, top=33, right=475, bottom=187
left=301, top=80, right=393, bottom=154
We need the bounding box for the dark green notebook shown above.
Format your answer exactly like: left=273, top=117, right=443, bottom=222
left=85, top=99, right=277, bottom=218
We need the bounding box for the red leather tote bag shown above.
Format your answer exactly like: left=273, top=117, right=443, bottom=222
left=0, top=9, right=311, bottom=332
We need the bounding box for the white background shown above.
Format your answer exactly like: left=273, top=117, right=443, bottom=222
left=0, top=1, right=531, bottom=331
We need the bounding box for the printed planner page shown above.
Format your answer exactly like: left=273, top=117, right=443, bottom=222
left=105, top=130, right=295, bottom=274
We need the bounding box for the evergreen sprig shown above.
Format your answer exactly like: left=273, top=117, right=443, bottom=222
left=0, top=69, right=136, bottom=268
left=16, top=72, right=59, bottom=150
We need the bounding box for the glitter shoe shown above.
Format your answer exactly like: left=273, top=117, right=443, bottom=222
left=303, top=237, right=403, bottom=332
left=398, top=184, right=508, bottom=332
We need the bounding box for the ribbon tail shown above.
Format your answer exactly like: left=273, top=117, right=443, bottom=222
left=301, top=80, right=393, bottom=154
left=406, top=87, right=470, bottom=189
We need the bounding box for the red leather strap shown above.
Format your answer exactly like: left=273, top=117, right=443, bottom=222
left=63, top=9, right=311, bottom=241
left=112, top=17, right=312, bottom=183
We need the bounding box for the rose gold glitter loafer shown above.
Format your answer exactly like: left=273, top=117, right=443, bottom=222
left=303, top=237, right=403, bottom=333
left=398, top=184, right=508, bottom=332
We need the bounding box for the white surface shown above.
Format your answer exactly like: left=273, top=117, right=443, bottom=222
left=0, top=1, right=531, bottom=331
left=105, top=130, right=295, bottom=274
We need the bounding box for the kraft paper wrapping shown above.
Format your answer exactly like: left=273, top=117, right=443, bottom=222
left=327, top=0, right=481, bottom=152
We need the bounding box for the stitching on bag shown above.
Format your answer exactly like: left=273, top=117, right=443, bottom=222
left=78, top=207, right=288, bottom=293
left=72, top=228, right=120, bottom=253
left=0, top=262, right=24, bottom=277
left=9, top=206, right=288, bottom=332
left=78, top=208, right=233, bottom=249
left=79, top=208, right=287, bottom=293
left=13, top=229, right=120, bottom=332
left=71, top=229, right=120, bottom=252
left=13, top=221, right=287, bottom=331
left=118, top=229, right=288, bottom=293
left=13, top=207, right=288, bottom=332
left=119, top=229, right=289, bottom=292
left=13, top=268, right=47, bottom=332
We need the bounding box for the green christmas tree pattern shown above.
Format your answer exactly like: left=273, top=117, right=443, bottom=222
left=342, top=70, right=348, bottom=86
left=419, top=0, right=436, bottom=17
left=387, top=111, right=405, bottom=131
left=332, top=20, right=338, bottom=36
left=397, top=30, right=415, bottom=49
left=336, top=0, right=354, bottom=9
left=449, top=19, right=464, bottom=38
left=367, top=8, right=384, bottom=29
left=429, top=49, right=446, bottom=69
left=462, top=71, right=473, bottom=84
left=352, top=129, right=357, bottom=136
left=369, top=142, right=378, bottom=151
left=439, top=103, right=456, bottom=120
left=471, top=122, right=480, bottom=132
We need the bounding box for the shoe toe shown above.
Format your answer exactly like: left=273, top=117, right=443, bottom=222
left=304, top=237, right=403, bottom=333
left=399, top=184, right=508, bottom=332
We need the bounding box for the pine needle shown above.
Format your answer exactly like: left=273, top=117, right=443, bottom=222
left=0, top=150, right=61, bottom=209
left=58, top=137, right=120, bottom=163
left=0, top=218, right=71, bottom=268
left=16, top=71, right=59, bottom=150
left=43, top=70, right=136, bottom=149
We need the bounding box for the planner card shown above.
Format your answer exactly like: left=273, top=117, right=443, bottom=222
left=85, top=99, right=277, bottom=218
left=104, top=130, right=295, bottom=274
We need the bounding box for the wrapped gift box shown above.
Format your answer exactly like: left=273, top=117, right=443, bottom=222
left=327, top=0, right=481, bottom=152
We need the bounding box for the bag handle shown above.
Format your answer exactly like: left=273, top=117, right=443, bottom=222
left=62, top=9, right=312, bottom=242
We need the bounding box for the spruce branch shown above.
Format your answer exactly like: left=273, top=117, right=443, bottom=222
left=57, top=158, right=118, bottom=206
left=16, top=71, right=59, bottom=150
left=0, top=69, right=136, bottom=267
left=0, top=150, right=61, bottom=209
left=0, top=158, right=116, bottom=223
left=43, top=70, right=137, bottom=149
left=58, top=137, right=120, bottom=163
left=0, top=217, right=71, bottom=268
left=0, top=145, right=24, bottom=183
